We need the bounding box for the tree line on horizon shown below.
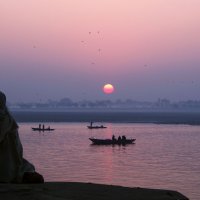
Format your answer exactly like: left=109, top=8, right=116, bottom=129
left=8, top=98, right=200, bottom=111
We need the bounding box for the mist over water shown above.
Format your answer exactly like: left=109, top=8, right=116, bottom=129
left=20, top=122, right=200, bottom=200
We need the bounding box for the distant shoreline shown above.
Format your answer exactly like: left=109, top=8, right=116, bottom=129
left=11, top=110, right=200, bottom=125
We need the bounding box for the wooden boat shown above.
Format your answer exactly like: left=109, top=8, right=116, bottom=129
left=32, top=127, right=55, bottom=131
left=87, top=122, right=107, bottom=129
left=89, top=138, right=136, bottom=145
left=87, top=125, right=107, bottom=129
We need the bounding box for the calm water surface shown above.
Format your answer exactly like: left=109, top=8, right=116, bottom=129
left=19, top=123, right=200, bottom=200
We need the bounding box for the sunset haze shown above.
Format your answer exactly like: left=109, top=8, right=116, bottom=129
left=1, top=0, right=200, bottom=102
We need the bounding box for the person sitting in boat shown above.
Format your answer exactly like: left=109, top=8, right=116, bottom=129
left=112, top=134, right=116, bottom=142
left=0, top=91, right=44, bottom=183
left=118, top=136, right=122, bottom=142
left=122, top=135, right=126, bottom=141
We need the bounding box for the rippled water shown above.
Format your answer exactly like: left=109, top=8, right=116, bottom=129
left=19, top=123, right=200, bottom=200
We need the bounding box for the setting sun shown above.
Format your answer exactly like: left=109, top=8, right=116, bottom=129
left=103, top=84, right=114, bottom=94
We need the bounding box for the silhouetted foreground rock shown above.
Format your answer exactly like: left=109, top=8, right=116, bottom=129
left=0, top=182, right=189, bottom=200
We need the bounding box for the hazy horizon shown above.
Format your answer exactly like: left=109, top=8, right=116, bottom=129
left=6, top=95, right=200, bottom=104
left=1, top=0, right=200, bottom=103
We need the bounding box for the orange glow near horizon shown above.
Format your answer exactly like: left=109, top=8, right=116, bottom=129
left=103, top=84, right=114, bottom=94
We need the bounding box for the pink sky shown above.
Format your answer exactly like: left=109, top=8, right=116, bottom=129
left=1, top=0, right=200, bottom=102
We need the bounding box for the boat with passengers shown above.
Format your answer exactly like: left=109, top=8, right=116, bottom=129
left=87, top=121, right=107, bottom=129
left=32, top=124, right=55, bottom=131
left=89, top=136, right=135, bottom=145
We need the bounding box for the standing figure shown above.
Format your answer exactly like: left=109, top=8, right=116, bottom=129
left=90, top=121, right=93, bottom=127
left=0, top=91, right=44, bottom=183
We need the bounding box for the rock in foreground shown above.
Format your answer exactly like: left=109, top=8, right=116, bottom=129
left=0, top=182, right=189, bottom=200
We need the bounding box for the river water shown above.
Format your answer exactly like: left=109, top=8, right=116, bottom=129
left=19, top=122, right=200, bottom=200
